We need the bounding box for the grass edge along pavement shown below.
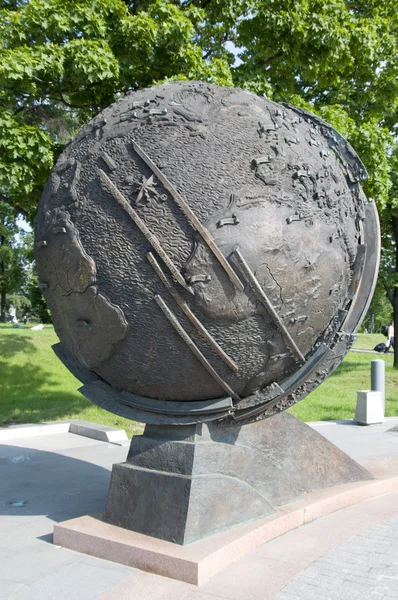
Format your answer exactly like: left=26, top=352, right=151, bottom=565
left=0, top=325, right=396, bottom=436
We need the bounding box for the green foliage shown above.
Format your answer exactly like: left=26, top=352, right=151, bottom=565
left=1, top=0, right=398, bottom=362
left=231, top=0, right=398, bottom=208
left=27, top=267, right=52, bottom=323
left=361, top=282, right=393, bottom=333
left=234, top=0, right=398, bottom=114
left=1, top=0, right=397, bottom=215
left=0, top=112, right=53, bottom=212
left=0, top=0, right=233, bottom=217
left=6, top=292, right=31, bottom=317
left=378, top=144, right=398, bottom=367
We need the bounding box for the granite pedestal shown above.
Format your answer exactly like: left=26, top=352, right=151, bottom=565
left=104, top=412, right=373, bottom=545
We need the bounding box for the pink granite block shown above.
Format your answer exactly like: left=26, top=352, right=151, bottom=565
left=53, top=460, right=398, bottom=586
left=303, top=477, right=398, bottom=523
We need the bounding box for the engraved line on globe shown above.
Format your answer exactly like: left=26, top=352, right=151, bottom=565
left=132, top=140, right=245, bottom=293
left=147, top=252, right=238, bottom=373
left=154, top=295, right=241, bottom=402
left=232, top=248, right=305, bottom=364
left=98, top=169, right=193, bottom=294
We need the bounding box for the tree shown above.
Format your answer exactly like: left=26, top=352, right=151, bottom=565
left=0, top=202, right=30, bottom=321
left=224, top=0, right=398, bottom=365
left=28, top=266, right=52, bottom=323
left=0, top=0, right=232, bottom=218
left=378, top=146, right=398, bottom=365
left=194, top=0, right=398, bottom=364
left=361, top=282, right=393, bottom=335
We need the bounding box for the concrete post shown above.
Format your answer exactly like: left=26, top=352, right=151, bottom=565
left=371, top=359, right=385, bottom=414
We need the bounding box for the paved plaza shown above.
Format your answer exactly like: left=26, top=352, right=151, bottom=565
left=273, top=515, right=398, bottom=600
left=0, top=418, right=397, bottom=599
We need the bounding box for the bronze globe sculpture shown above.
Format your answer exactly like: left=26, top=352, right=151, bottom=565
left=35, top=81, right=379, bottom=425
left=37, top=82, right=378, bottom=545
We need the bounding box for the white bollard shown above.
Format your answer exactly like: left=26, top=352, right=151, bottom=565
left=355, top=390, right=384, bottom=425
left=371, top=359, right=385, bottom=413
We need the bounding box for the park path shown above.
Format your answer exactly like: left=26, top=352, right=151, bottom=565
left=273, top=514, right=398, bottom=600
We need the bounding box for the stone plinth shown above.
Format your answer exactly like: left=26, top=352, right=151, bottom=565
left=53, top=456, right=398, bottom=585
left=104, top=412, right=373, bottom=545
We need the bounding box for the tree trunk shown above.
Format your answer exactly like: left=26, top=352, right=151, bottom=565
left=0, top=234, right=5, bottom=322
left=394, top=293, right=398, bottom=369
left=0, top=288, right=5, bottom=323
left=392, top=213, right=398, bottom=369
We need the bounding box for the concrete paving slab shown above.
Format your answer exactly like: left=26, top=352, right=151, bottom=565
left=0, top=420, right=397, bottom=599
left=0, top=516, right=55, bottom=551
left=310, top=418, right=398, bottom=461
left=0, top=443, right=116, bottom=507
left=0, top=544, right=78, bottom=584
left=0, top=421, right=129, bottom=445
left=56, top=441, right=128, bottom=465
left=0, top=422, right=70, bottom=442
left=0, top=579, right=24, bottom=600
left=0, top=432, right=105, bottom=451
left=69, top=421, right=128, bottom=445
left=199, top=555, right=298, bottom=600
left=96, top=570, right=194, bottom=600
left=181, top=593, right=227, bottom=600
left=272, top=514, right=398, bottom=600
left=77, top=555, right=138, bottom=575
left=8, top=561, right=134, bottom=600
left=254, top=491, right=398, bottom=567
left=0, top=549, right=11, bottom=563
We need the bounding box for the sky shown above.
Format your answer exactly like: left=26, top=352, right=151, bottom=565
left=17, top=215, right=32, bottom=233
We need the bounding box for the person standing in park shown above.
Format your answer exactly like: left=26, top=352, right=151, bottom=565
left=384, top=321, right=395, bottom=353
left=8, top=304, right=16, bottom=323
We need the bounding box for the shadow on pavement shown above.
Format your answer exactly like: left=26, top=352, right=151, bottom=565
left=0, top=444, right=112, bottom=522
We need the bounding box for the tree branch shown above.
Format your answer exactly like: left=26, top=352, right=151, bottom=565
left=384, top=282, right=394, bottom=305
left=198, top=0, right=213, bottom=8
left=254, top=50, right=286, bottom=69
left=0, top=193, right=29, bottom=218
left=56, top=78, right=95, bottom=110
left=183, top=0, right=213, bottom=7
left=203, top=27, right=232, bottom=61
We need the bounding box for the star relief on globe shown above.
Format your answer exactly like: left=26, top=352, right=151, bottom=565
left=34, top=81, right=380, bottom=425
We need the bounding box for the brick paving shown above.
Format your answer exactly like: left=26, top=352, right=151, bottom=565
left=273, top=516, right=398, bottom=600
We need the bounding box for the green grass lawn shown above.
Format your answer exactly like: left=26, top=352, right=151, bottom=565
left=289, top=350, right=397, bottom=422
left=0, top=325, right=396, bottom=434
left=353, top=333, right=387, bottom=350
left=0, top=323, right=143, bottom=437
left=289, top=331, right=398, bottom=421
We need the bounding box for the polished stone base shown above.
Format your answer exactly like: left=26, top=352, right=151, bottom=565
left=53, top=456, right=398, bottom=585
left=104, top=413, right=373, bottom=545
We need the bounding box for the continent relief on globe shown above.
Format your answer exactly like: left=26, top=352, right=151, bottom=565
left=34, top=82, right=380, bottom=425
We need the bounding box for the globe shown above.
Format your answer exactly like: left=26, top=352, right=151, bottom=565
left=35, top=81, right=379, bottom=425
